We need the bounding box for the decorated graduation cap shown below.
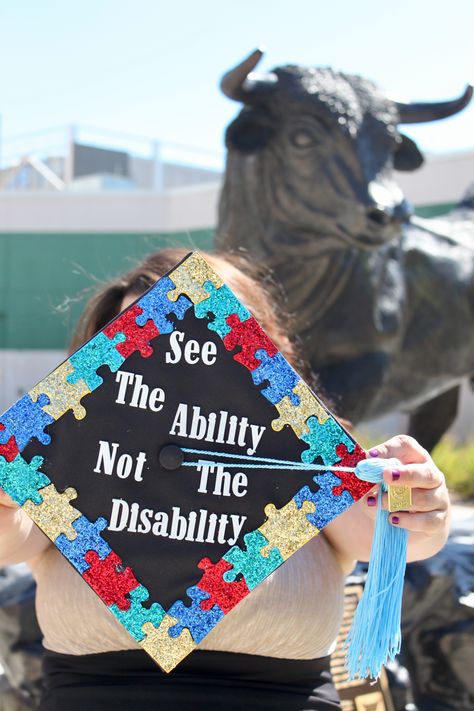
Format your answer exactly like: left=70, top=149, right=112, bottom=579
left=0, top=252, right=410, bottom=678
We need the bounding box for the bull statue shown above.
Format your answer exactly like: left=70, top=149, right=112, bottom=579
left=217, top=49, right=474, bottom=450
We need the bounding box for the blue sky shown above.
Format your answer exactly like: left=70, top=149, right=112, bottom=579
left=1, top=0, right=473, bottom=166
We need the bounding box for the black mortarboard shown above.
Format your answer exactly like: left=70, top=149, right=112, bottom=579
left=0, top=252, right=406, bottom=674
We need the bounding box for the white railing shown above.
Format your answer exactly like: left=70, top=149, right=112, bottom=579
left=0, top=124, right=224, bottom=192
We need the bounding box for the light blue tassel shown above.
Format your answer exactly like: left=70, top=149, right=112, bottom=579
left=345, top=457, right=409, bottom=680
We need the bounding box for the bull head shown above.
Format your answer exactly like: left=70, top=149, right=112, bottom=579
left=222, top=48, right=472, bottom=167
left=220, top=49, right=472, bottom=248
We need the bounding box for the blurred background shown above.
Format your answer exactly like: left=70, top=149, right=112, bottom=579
left=0, top=1, right=473, bottom=450
left=1, top=0, right=472, bottom=497
left=0, top=3, right=473, bottom=708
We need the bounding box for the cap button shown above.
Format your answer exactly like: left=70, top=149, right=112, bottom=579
left=159, top=444, right=184, bottom=470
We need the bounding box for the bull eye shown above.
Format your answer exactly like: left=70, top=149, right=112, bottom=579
left=289, top=129, right=317, bottom=148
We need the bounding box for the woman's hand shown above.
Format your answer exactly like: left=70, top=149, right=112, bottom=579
left=325, top=434, right=451, bottom=569
left=363, top=434, right=451, bottom=560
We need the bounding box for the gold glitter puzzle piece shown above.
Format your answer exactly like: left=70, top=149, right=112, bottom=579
left=167, top=252, right=224, bottom=305
left=272, top=381, right=329, bottom=437
left=388, top=485, right=412, bottom=512
left=139, top=615, right=197, bottom=673
left=22, top=484, right=81, bottom=541
left=30, top=361, right=91, bottom=421
left=259, top=499, right=319, bottom=560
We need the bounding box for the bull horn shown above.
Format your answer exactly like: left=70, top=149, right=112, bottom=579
left=220, top=48, right=278, bottom=103
left=396, top=84, right=473, bottom=124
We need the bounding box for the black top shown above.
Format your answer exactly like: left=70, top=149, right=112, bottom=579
left=40, top=648, right=342, bottom=711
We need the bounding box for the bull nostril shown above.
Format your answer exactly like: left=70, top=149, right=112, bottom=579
left=367, top=206, right=392, bottom=226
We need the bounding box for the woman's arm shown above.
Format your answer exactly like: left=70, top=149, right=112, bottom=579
left=0, top=489, right=51, bottom=565
left=323, top=435, right=451, bottom=571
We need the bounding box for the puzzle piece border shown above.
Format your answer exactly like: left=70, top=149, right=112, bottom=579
left=194, top=281, right=250, bottom=338
left=223, top=529, right=283, bottom=589
left=0, top=251, right=368, bottom=673
left=167, top=585, right=224, bottom=644
left=0, top=394, right=53, bottom=451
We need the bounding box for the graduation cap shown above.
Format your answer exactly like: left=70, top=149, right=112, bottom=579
left=0, top=252, right=410, bottom=677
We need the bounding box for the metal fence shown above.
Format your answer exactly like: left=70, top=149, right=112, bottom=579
left=0, top=125, right=224, bottom=192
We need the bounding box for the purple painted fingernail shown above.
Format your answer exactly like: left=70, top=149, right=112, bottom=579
left=391, top=515, right=400, bottom=525
left=369, top=448, right=379, bottom=457
left=367, top=496, right=376, bottom=507
left=391, top=469, right=400, bottom=481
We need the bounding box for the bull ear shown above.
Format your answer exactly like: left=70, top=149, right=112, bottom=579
left=225, top=108, right=276, bottom=153
left=393, top=134, right=424, bottom=171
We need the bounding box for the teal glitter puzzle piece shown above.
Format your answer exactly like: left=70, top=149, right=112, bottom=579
left=55, top=515, right=112, bottom=573
left=194, top=282, right=250, bottom=338
left=294, top=474, right=354, bottom=529
left=168, top=585, right=224, bottom=644
left=251, top=350, right=300, bottom=405
left=109, top=585, right=166, bottom=642
left=135, top=276, right=193, bottom=334
left=0, top=454, right=50, bottom=506
left=67, top=332, right=126, bottom=391
left=0, top=394, right=53, bottom=451
left=300, top=416, right=354, bottom=466
left=223, top=530, right=283, bottom=590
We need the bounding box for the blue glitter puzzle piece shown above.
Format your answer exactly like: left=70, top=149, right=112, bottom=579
left=194, top=282, right=250, bottom=338
left=0, top=394, right=53, bottom=450
left=55, top=515, right=112, bottom=572
left=168, top=585, right=224, bottom=644
left=0, top=454, right=50, bottom=506
left=294, top=473, right=354, bottom=529
left=68, top=331, right=126, bottom=390
left=135, top=276, right=193, bottom=334
left=109, top=585, right=166, bottom=642
left=300, top=416, right=354, bottom=466
left=251, top=350, right=300, bottom=404
left=223, top=530, right=283, bottom=590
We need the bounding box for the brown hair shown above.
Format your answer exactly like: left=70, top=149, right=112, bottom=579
left=69, top=248, right=314, bottom=387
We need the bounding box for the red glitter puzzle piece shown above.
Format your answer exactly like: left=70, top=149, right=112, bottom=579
left=332, top=443, right=373, bottom=500
left=0, top=426, right=19, bottom=462
left=223, top=315, right=278, bottom=371
left=104, top=305, right=159, bottom=358
left=82, top=551, right=140, bottom=610
left=196, top=557, right=249, bottom=614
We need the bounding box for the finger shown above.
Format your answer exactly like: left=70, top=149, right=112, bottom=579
left=389, top=509, right=448, bottom=533
left=365, top=486, right=449, bottom=515
left=365, top=490, right=409, bottom=513
left=369, top=434, right=428, bottom=465
left=382, top=462, right=444, bottom=490
left=392, top=487, right=448, bottom=513
left=363, top=490, right=387, bottom=506
left=361, top=488, right=379, bottom=519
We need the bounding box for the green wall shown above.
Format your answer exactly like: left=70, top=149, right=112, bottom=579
left=414, top=202, right=456, bottom=218
left=0, top=230, right=214, bottom=350
left=0, top=201, right=455, bottom=350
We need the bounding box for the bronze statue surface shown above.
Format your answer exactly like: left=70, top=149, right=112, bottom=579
left=217, top=50, right=474, bottom=448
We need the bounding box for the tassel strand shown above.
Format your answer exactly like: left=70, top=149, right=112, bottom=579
left=345, top=457, right=408, bottom=680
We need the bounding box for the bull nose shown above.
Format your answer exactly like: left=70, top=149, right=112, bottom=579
left=366, top=200, right=412, bottom=227
left=366, top=180, right=410, bottom=226
left=367, top=205, right=393, bottom=226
